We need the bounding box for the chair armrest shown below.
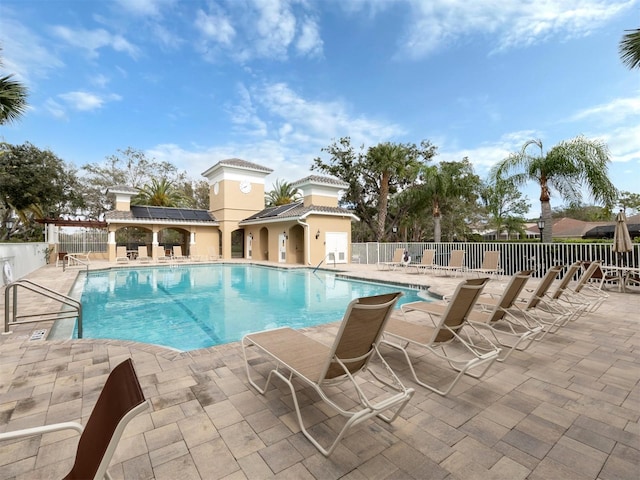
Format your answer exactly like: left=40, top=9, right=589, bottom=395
left=0, top=421, right=83, bottom=441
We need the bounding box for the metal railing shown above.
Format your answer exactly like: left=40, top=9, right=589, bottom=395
left=3, top=279, right=82, bottom=337
left=352, top=242, right=640, bottom=278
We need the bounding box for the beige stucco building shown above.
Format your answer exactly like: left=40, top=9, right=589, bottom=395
left=104, top=159, right=358, bottom=265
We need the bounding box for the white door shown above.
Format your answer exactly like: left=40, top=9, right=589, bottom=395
left=325, top=232, right=348, bottom=264
left=278, top=233, right=287, bottom=263
left=246, top=235, right=253, bottom=259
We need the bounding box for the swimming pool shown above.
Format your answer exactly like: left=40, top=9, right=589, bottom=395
left=74, top=264, right=429, bottom=351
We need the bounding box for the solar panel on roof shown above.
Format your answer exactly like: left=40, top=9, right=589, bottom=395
left=147, top=207, right=166, bottom=218
left=194, top=211, right=212, bottom=221
left=181, top=210, right=199, bottom=220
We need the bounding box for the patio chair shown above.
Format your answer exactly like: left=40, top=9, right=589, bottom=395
left=414, top=249, right=436, bottom=274
left=465, top=270, right=543, bottom=361
left=207, top=247, right=222, bottom=261
left=0, top=358, right=149, bottom=480
left=381, top=277, right=500, bottom=396
left=554, top=261, right=609, bottom=314
left=115, top=246, right=129, bottom=263
left=156, top=247, right=171, bottom=263
left=467, top=250, right=502, bottom=278
left=242, top=292, right=415, bottom=456
left=435, top=249, right=466, bottom=277
left=137, top=245, right=151, bottom=264
left=377, top=248, right=405, bottom=270
left=172, top=245, right=188, bottom=262
left=189, top=245, right=203, bottom=261
left=493, top=265, right=574, bottom=340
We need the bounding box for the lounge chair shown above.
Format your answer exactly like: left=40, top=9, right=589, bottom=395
left=138, top=245, right=151, bottom=263
left=553, top=261, right=608, bottom=314
left=157, top=247, right=171, bottom=263
left=435, top=249, right=466, bottom=277
left=465, top=270, right=543, bottom=361
left=115, top=246, right=129, bottom=263
left=489, top=265, right=572, bottom=340
left=189, top=245, right=203, bottom=261
left=468, top=250, right=502, bottom=278
left=0, top=358, right=149, bottom=480
left=414, top=249, right=436, bottom=274
left=66, top=251, right=91, bottom=266
left=242, top=292, right=415, bottom=456
left=172, top=245, right=188, bottom=262
left=377, top=248, right=405, bottom=270
left=381, top=278, right=500, bottom=395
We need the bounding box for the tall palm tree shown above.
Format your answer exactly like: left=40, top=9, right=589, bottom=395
left=133, top=178, right=186, bottom=207
left=619, top=28, right=640, bottom=70
left=492, top=137, right=617, bottom=242
left=265, top=179, right=300, bottom=207
left=0, top=51, right=28, bottom=125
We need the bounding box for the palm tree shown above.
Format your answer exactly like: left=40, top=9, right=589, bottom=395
left=0, top=51, right=28, bottom=125
left=133, top=178, right=186, bottom=207
left=492, top=137, right=617, bottom=242
left=265, top=179, right=300, bottom=207
left=619, top=28, right=640, bottom=70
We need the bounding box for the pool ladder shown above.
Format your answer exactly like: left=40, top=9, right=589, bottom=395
left=313, top=253, right=337, bottom=272
left=3, top=279, right=83, bottom=337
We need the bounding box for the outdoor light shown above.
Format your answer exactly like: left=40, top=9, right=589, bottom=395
left=315, top=229, right=320, bottom=239
left=537, top=217, right=545, bottom=243
left=392, top=226, right=398, bottom=234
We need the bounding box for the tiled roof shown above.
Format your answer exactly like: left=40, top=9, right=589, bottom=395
left=216, top=158, right=274, bottom=173
left=106, top=185, right=138, bottom=194
left=291, top=175, right=348, bottom=188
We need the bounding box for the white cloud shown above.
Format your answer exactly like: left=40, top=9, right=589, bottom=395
left=112, top=0, right=176, bottom=17
left=570, top=96, right=640, bottom=124
left=296, top=17, right=323, bottom=57
left=57, top=91, right=122, bottom=111
left=51, top=25, right=139, bottom=59
left=0, top=7, right=64, bottom=84
left=195, top=8, right=236, bottom=45
left=397, top=0, right=635, bottom=59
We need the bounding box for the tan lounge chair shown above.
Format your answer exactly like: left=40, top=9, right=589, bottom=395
left=242, top=292, right=415, bottom=456
left=115, top=246, right=129, bottom=263
left=377, top=248, right=405, bottom=270
left=488, top=265, right=572, bottom=340
left=207, top=247, right=222, bottom=261
left=0, top=358, right=148, bottom=480
left=381, top=277, right=500, bottom=395
left=414, top=249, right=436, bottom=274
left=172, top=245, right=188, bottom=261
left=138, top=245, right=151, bottom=263
left=466, top=270, right=542, bottom=361
left=435, top=249, right=466, bottom=277
left=157, top=247, right=171, bottom=263
left=468, top=250, right=502, bottom=278
left=189, top=245, right=203, bottom=261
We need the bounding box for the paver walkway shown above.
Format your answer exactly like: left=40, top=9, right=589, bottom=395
left=1, top=262, right=638, bottom=479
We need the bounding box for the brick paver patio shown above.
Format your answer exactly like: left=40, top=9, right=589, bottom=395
left=1, top=261, right=638, bottom=479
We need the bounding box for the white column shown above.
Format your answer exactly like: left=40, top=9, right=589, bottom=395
left=108, top=231, right=116, bottom=244
left=152, top=231, right=158, bottom=247
left=190, top=231, right=195, bottom=245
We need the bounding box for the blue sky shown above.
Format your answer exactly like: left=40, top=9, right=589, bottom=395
left=1, top=0, right=638, bottom=215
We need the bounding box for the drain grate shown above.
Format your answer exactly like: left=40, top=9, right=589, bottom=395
left=29, top=329, right=47, bottom=341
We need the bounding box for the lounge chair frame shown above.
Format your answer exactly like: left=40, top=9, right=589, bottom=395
left=468, top=250, right=503, bottom=278
left=242, top=292, right=414, bottom=456
left=382, top=278, right=500, bottom=395
left=414, top=249, right=436, bottom=274
left=435, top=249, right=466, bottom=277
left=468, top=270, right=542, bottom=361
left=377, top=248, right=405, bottom=271
left=115, top=246, right=129, bottom=263
left=0, top=358, right=148, bottom=480
left=137, top=245, right=151, bottom=264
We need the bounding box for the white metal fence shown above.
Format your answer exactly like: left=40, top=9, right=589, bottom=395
left=58, top=230, right=108, bottom=254
left=352, top=242, right=640, bottom=278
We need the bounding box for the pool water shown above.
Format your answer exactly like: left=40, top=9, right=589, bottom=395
left=75, top=264, right=428, bottom=351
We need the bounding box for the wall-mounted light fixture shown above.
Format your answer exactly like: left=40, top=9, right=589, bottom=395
left=392, top=226, right=398, bottom=234
left=315, top=229, right=320, bottom=239
left=248, top=233, right=253, bottom=240
left=283, top=231, right=288, bottom=240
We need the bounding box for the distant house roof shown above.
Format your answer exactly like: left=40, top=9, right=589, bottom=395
left=240, top=201, right=358, bottom=225
left=583, top=223, right=640, bottom=239
left=106, top=206, right=218, bottom=225
left=550, top=217, right=611, bottom=238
